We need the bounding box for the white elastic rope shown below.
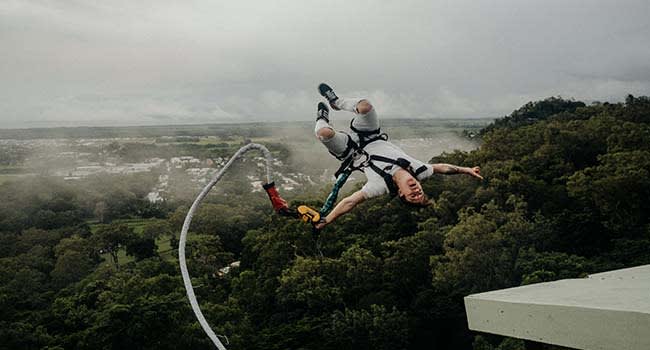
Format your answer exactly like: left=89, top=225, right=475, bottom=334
left=179, top=143, right=273, bottom=349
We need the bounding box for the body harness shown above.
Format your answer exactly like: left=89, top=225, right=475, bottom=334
left=321, top=119, right=429, bottom=215
left=264, top=119, right=428, bottom=230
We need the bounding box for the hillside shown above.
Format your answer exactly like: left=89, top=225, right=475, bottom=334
left=1, top=96, right=649, bottom=349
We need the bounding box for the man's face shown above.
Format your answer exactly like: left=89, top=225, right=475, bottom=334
left=396, top=173, right=426, bottom=204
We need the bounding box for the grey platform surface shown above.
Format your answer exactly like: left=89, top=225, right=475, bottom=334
left=464, top=264, right=650, bottom=350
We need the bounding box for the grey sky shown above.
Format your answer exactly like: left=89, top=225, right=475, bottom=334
left=1, top=0, right=649, bottom=128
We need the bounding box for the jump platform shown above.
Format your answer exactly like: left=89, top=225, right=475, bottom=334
left=464, top=264, right=650, bottom=350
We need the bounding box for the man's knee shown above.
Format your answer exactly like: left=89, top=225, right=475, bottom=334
left=316, top=127, right=335, bottom=140
left=356, top=100, right=373, bottom=114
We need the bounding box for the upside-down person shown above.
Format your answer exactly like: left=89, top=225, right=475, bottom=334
left=314, top=83, right=483, bottom=230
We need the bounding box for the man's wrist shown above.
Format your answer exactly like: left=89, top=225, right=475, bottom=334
left=449, top=165, right=464, bottom=174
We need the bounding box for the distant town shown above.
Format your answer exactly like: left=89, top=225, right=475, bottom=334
left=0, top=135, right=328, bottom=203
left=0, top=120, right=488, bottom=203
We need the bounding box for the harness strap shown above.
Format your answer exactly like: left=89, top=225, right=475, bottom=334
left=334, top=155, right=355, bottom=178
left=359, top=133, right=388, bottom=148
left=414, top=165, right=428, bottom=176
left=368, top=155, right=428, bottom=177
left=366, top=155, right=430, bottom=197
left=328, top=133, right=358, bottom=161
left=369, top=155, right=412, bottom=169
left=350, top=119, right=381, bottom=137
left=332, top=131, right=387, bottom=177
left=331, top=125, right=404, bottom=193
left=368, top=162, right=399, bottom=196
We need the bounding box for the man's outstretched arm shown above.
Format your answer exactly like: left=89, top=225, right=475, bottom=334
left=315, top=190, right=367, bottom=229
left=431, top=163, right=483, bottom=180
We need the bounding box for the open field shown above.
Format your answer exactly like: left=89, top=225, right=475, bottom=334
left=91, top=218, right=179, bottom=267
left=98, top=236, right=178, bottom=268
left=89, top=217, right=160, bottom=234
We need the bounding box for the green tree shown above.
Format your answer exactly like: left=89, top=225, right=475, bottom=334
left=51, top=236, right=99, bottom=287
left=92, top=224, right=136, bottom=269
left=568, top=150, right=650, bottom=240
left=323, top=305, right=410, bottom=350
left=515, top=248, right=591, bottom=285
left=431, top=197, right=545, bottom=294
left=276, top=257, right=345, bottom=315
left=142, top=220, right=173, bottom=241
left=125, top=236, right=156, bottom=261
left=186, top=234, right=234, bottom=279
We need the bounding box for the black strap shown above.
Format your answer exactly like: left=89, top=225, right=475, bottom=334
left=331, top=124, right=389, bottom=178
left=369, top=155, right=428, bottom=178
left=369, top=155, right=412, bottom=169
left=366, top=156, right=422, bottom=197
left=328, top=133, right=358, bottom=161
left=368, top=162, right=399, bottom=196
left=332, top=132, right=386, bottom=176
left=350, top=119, right=381, bottom=137
left=334, top=156, right=355, bottom=178
left=414, top=165, right=428, bottom=177
left=358, top=133, right=388, bottom=148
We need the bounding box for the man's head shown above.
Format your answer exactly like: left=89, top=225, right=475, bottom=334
left=394, top=170, right=430, bottom=207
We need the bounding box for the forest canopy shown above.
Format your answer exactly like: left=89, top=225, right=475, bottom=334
left=1, top=95, right=649, bottom=349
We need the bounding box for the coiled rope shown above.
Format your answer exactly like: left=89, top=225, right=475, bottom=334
left=179, top=143, right=273, bottom=350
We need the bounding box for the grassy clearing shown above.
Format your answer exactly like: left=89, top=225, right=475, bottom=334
left=100, top=234, right=178, bottom=268
left=157, top=235, right=176, bottom=261
left=89, top=217, right=160, bottom=234
left=101, top=248, right=135, bottom=267
left=94, top=217, right=179, bottom=267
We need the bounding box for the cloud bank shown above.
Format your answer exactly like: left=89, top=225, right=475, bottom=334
left=1, top=0, right=649, bottom=128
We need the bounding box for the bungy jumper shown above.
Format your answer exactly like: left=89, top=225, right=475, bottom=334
left=178, top=143, right=348, bottom=349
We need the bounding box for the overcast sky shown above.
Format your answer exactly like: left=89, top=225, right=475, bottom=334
left=1, top=0, right=649, bottom=128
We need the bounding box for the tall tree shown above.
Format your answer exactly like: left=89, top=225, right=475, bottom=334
left=92, top=224, right=136, bottom=269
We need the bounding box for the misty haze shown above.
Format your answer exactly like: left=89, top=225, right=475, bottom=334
left=2, top=1, right=650, bottom=349
left=0, top=119, right=486, bottom=200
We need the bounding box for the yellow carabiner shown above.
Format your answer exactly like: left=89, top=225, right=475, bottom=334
left=297, top=205, right=321, bottom=224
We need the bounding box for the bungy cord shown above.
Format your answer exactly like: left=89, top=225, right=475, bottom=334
left=179, top=143, right=273, bottom=350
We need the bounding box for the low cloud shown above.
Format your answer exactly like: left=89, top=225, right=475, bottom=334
left=1, top=0, right=649, bottom=128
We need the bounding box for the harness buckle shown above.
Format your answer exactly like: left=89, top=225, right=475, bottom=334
left=351, top=149, right=370, bottom=170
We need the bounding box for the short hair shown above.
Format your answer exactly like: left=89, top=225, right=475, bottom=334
left=398, top=193, right=432, bottom=208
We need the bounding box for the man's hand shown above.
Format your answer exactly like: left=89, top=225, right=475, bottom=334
left=465, top=166, right=483, bottom=180
left=314, top=218, right=328, bottom=230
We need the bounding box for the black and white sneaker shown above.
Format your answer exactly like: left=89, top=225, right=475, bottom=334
left=318, top=83, right=339, bottom=107
left=316, top=102, right=330, bottom=123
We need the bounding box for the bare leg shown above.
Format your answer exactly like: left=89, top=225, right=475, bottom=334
left=315, top=114, right=352, bottom=159
left=333, top=97, right=379, bottom=132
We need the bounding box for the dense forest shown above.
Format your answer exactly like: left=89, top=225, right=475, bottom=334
left=1, top=95, right=649, bottom=349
